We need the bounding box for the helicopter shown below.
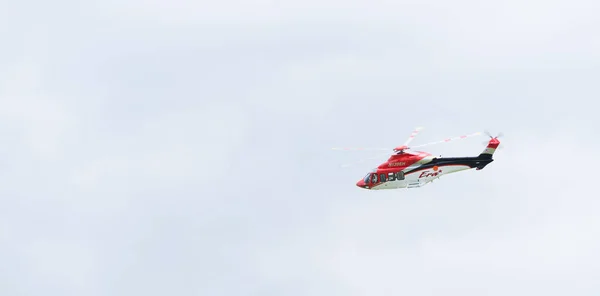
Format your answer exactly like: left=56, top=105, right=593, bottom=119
left=332, top=127, right=502, bottom=190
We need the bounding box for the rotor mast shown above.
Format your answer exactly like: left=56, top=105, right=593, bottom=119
left=394, top=127, right=424, bottom=154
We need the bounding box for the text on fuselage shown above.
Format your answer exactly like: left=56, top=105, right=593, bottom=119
left=419, top=170, right=442, bottom=178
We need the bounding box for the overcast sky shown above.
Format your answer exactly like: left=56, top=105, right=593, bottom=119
left=1, top=0, right=599, bottom=295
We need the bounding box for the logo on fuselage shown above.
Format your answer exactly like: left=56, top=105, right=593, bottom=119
left=388, top=162, right=405, bottom=167
left=419, top=170, right=442, bottom=178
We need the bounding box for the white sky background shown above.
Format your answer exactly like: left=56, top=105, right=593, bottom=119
left=1, top=0, right=599, bottom=295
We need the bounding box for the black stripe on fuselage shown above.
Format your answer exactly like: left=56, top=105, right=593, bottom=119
left=404, top=155, right=494, bottom=175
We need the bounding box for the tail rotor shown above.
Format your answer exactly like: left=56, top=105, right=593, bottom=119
left=484, top=130, right=503, bottom=139
left=482, top=130, right=504, bottom=149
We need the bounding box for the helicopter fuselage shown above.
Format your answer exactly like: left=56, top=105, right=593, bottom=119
left=356, top=138, right=499, bottom=190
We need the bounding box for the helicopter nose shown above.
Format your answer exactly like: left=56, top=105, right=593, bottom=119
left=356, top=179, right=368, bottom=189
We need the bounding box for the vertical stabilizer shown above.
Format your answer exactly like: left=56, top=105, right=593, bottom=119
left=479, top=138, right=500, bottom=159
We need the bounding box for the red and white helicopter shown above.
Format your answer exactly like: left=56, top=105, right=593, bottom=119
left=333, top=128, right=502, bottom=190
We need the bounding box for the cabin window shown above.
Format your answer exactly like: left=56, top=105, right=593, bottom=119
left=387, top=172, right=396, bottom=181
left=380, top=174, right=387, bottom=182
left=397, top=171, right=405, bottom=180
left=371, top=173, right=378, bottom=183
left=363, top=173, right=371, bottom=184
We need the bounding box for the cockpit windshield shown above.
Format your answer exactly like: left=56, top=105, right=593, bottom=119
left=363, top=173, right=371, bottom=184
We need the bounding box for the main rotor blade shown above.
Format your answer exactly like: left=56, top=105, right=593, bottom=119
left=409, top=132, right=482, bottom=149
left=403, top=126, right=424, bottom=146
left=331, top=147, right=390, bottom=151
